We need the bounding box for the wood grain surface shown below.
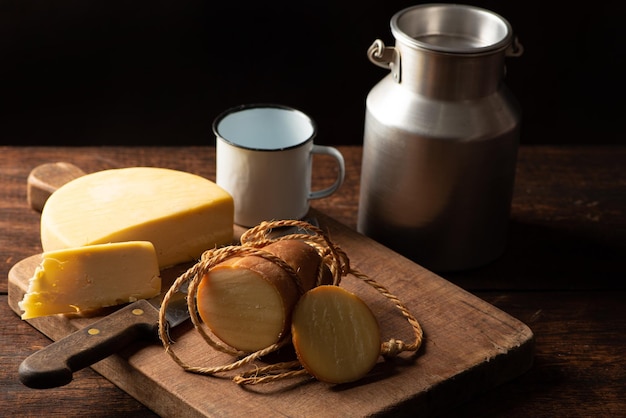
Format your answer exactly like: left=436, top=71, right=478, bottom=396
left=1, top=145, right=625, bottom=417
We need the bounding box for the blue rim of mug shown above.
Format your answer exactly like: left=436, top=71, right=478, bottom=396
left=212, top=103, right=318, bottom=152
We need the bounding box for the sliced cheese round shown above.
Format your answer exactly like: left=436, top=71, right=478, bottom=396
left=41, top=167, right=234, bottom=268
left=291, top=285, right=381, bottom=384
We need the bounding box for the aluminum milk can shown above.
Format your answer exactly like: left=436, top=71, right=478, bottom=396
left=358, top=4, right=523, bottom=272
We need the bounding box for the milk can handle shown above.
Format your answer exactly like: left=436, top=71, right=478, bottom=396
left=367, top=39, right=401, bottom=83
left=506, top=36, right=524, bottom=57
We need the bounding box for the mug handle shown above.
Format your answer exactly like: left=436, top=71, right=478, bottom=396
left=309, top=145, right=345, bottom=200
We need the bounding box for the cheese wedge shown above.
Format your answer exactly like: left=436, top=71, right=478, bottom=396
left=19, top=241, right=161, bottom=319
left=41, top=167, right=234, bottom=268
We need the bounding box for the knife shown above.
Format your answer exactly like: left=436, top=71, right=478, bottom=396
left=18, top=287, right=190, bottom=389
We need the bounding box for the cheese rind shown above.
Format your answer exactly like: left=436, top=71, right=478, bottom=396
left=19, top=241, right=161, bottom=319
left=41, top=167, right=234, bottom=268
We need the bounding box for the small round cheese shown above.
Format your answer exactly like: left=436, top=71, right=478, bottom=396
left=196, top=240, right=331, bottom=353
left=291, top=285, right=381, bottom=384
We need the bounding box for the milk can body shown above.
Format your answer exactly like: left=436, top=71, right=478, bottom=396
left=357, top=4, right=522, bottom=271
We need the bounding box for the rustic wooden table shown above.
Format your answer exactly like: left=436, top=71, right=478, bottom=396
left=1, top=145, right=624, bottom=417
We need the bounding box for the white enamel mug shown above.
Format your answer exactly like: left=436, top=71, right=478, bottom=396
left=214, top=104, right=345, bottom=227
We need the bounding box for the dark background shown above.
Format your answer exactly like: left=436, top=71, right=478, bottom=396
left=1, top=0, right=624, bottom=146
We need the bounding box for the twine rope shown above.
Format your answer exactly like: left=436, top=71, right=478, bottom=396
left=158, top=219, right=423, bottom=384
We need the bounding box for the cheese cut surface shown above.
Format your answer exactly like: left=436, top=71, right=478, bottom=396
left=197, top=266, right=286, bottom=352
left=291, top=285, right=381, bottom=384
left=41, top=167, right=234, bottom=268
left=19, top=241, right=161, bottom=319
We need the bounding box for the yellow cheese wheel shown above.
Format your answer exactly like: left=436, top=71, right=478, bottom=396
left=19, top=241, right=161, bottom=319
left=41, top=167, right=234, bottom=268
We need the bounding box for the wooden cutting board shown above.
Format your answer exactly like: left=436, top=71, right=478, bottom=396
left=8, top=210, right=534, bottom=417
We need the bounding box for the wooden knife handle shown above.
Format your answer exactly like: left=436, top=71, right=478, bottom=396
left=19, top=299, right=159, bottom=389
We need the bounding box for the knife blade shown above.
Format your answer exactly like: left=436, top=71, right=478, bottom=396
left=18, top=288, right=189, bottom=389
